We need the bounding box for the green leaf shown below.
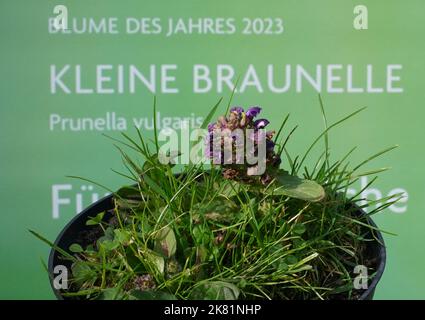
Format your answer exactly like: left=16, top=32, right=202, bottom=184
left=114, top=229, right=131, bottom=245
left=145, top=250, right=165, bottom=274
left=138, top=215, right=153, bottom=234
left=86, top=211, right=105, bottom=225
left=99, top=239, right=120, bottom=251
left=71, top=261, right=97, bottom=286
left=270, top=171, right=325, bottom=202
left=69, top=243, right=84, bottom=253
left=115, top=185, right=141, bottom=199
left=191, top=281, right=240, bottom=300
left=277, top=261, right=289, bottom=272
left=97, top=227, right=115, bottom=246
left=219, top=180, right=243, bottom=198
left=192, top=225, right=212, bottom=245
left=115, top=197, right=143, bottom=211
left=268, top=245, right=290, bottom=273
left=285, top=255, right=299, bottom=265
left=85, top=244, right=96, bottom=253
left=129, top=290, right=177, bottom=300
left=196, top=245, right=208, bottom=264
left=98, top=287, right=125, bottom=300
left=292, top=223, right=306, bottom=235
left=97, top=227, right=120, bottom=251
left=154, top=227, right=177, bottom=258
left=272, top=256, right=289, bottom=273
left=114, top=186, right=143, bottom=210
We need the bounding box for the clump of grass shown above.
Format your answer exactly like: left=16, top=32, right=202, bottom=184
left=32, top=96, right=401, bottom=300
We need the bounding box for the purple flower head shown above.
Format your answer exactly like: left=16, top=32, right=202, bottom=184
left=204, top=132, right=213, bottom=158
left=266, top=131, right=275, bottom=140
left=204, top=147, right=212, bottom=159
left=205, top=105, right=281, bottom=182
left=231, top=130, right=245, bottom=142
left=254, top=119, right=270, bottom=129
left=246, top=106, right=261, bottom=118
left=230, top=106, right=244, bottom=114
left=218, top=116, right=228, bottom=128
left=266, top=140, right=275, bottom=152
left=248, top=129, right=266, bottom=143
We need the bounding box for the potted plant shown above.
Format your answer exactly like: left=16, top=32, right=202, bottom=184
left=32, top=97, right=399, bottom=300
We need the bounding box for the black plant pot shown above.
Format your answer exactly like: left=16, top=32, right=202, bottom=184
left=48, top=193, right=386, bottom=300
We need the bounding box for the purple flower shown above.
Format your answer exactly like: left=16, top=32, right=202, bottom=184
left=266, top=131, right=275, bottom=139
left=266, top=140, right=275, bottom=152
left=231, top=130, right=244, bottom=141
left=248, top=130, right=266, bottom=143
left=230, top=106, right=244, bottom=114
left=246, top=106, right=261, bottom=118
left=254, top=119, right=270, bottom=129
left=218, top=116, right=228, bottom=128
left=204, top=133, right=212, bottom=158
left=205, top=105, right=281, bottom=182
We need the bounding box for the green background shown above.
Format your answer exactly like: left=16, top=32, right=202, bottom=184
left=0, top=0, right=423, bottom=299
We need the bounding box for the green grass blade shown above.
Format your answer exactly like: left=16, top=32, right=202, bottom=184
left=351, top=145, right=398, bottom=173
left=274, top=113, right=290, bottom=144
left=29, top=229, right=76, bottom=261
left=201, top=98, right=223, bottom=130
left=224, top=77, right=240, bottom=115
left=318, top=94, right=330, bottom=170
left=298, top=107, right=367, bottom=172
left=153, top=96, right=159, bottom=154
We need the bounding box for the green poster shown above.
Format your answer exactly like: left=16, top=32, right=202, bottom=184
left=0, top=0, right=423, bottom=299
